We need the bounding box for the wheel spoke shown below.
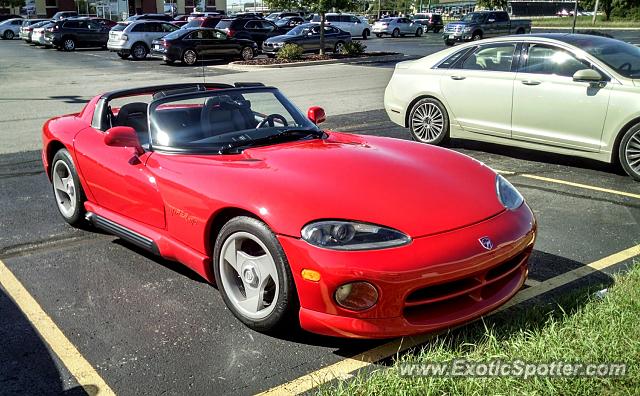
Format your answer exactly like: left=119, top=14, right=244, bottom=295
left=254, top=254, right=276, bottom=284
left=237, top=292, right=261, bottom=313
left=224, top=240, right=242, bottom=274
left=53, top=173, right=65, bottom=192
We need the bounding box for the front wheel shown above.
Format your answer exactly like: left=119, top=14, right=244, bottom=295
left=4, top=30, right=15, bottom=39
left=408, top=97, right=450, bottom=145
left=415, top=28, right=423, bottom=37
left=619, top=124, right=640, bottom=181
left=62, top=38, right=75, bottom=51
left=240, top=46, right=254, bottom=61
left=362, top=29, right=370, bottom=40
left=51, top=149, right=86, bottom=226
left=444, top=39, right=455, bottom=46
left=213, top=216, right=298, bottom=333
left=472, top=31, right=482, bottom=41
left=334, top=41, right=345, bottom=53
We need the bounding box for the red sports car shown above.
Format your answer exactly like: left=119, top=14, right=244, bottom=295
left=42, top=83, right=536, bottom=338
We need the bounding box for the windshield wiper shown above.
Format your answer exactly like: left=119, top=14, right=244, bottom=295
left=218, top=129, right=324, bottom=154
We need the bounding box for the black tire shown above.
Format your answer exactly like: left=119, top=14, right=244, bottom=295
left=407, top=97, right=450, bottom=145
left=618, top=123, right=640, bottom=181
left=4, top=30, right=14, bottom=40
left=117, top=51, right=129, bottom=59
left=182, top=49, right=197, bottom=65
left=516, top=28, right=525, bottom=34
left=240, top=46, right=254, bottom=61
left=362, top=28, right=370, bottom=40
left=472, top=31, right=482, bottom=41
left=375, top=33, right=382, bottom=38
left=130, top=42, right=147, bottom=60
left=62, top=37, right=75, bottom=51
left=392, top=28, right=400, bottom=38
left=51, top=149, right=86, bottom=227
left=415, top=28, right=423, bottom=37
left=334, top=40, right=345, bottom=53
left=213, top=216, right=298, bottom=333
left=444, top=39, right=455, bottom=46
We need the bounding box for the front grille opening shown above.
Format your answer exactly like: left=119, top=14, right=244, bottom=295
left=406, top=277, right=480, bottom=304
left=485, top=251, right=526, bottom=281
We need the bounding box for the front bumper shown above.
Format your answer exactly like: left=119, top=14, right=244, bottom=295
left=261, top=43, right=282, bottom=54
left=443, top=31, right=472, bottom=41
left=280, top=203, right=536, bottom=338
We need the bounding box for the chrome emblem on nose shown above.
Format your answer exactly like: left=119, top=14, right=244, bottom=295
left=479, top=236, right=493, bottom=250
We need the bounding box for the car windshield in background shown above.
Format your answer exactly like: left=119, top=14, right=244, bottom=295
left=112, top=23, right=128, bottom=31
left=461, top=13, right=486, bottom=22
left=148, top=88, right=320, bottom=152
left=183, top=19, right=202, bottom=29
left=562, top=35, right=640, bottom=78
left=162, top=29, right=186, bottom=39
left=216, top=20, right=232, bottom=29
left=286, top=24, right=311, bottom=35
left=379, top=18, right=392, bottom=22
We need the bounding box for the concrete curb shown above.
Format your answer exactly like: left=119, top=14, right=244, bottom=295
left=225, top=53, right=407, bottom=71
left=533, top=26, right=640, bottom=30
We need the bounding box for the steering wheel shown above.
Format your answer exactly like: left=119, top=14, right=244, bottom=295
left=619, top=62, right=632, bottom=71
left=257, top=114, right=288, bottom=128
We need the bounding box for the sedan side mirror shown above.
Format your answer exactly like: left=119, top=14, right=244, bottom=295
left=573, top=68, right=603, bottom=82
left=307, top=106, right=326, bottom=125
left=104, top=126, right=144, bottom=155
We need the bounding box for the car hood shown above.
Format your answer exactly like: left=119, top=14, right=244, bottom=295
left=265, top=34, right=297, bottom=43
left=154, top=132, right=505, bottom=238
left=447, top=21, right=474, bottom=27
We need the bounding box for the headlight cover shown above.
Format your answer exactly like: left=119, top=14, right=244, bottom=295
left=301, top=221, right=411, bottom=250
left=496, top=174, right=524, bottom=210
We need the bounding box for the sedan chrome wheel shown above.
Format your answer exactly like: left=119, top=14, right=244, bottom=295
left=334, top=41, right=345, bottom=53
left=63, top=38, right=75, bottom=51
left=183, top=49, right=197, bottom=65
left=620, top=125, right=640, bottom=181
left=53, top=160, right=76, bottom=218
left=241, top=47, right=254, bottom=61
left=410, top=101, right=446, bottom=144
left=219, top=231, right=279, bottom=320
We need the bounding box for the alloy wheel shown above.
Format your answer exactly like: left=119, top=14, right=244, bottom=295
left=183, top=49, right=197, bottom=65
left=52, top=160, right=76, bottom=218
left=411, top=102, right=445, bottom=143
left=63, top=39, right=75, bottom=51
left=624, top=129, right=640, bottom=175
left=5, top=30, right=14, bottom=39
left=334, top=41, right=344, bottom=53
left=241, top=47, right=253, bottom=61
left=219, top=231, right=279, bottom=320
left=132, top=44, right=147, bottom=59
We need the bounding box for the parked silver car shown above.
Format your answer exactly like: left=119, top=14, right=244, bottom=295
left=0, top=18, right=23, bottom=40
left=372, top=17, right=423, bottom=38
left=107, top=20, right=179, bottom=60
left=31, top=22, right=53, bottom=46
left=19, top=19, right=48, bottom=42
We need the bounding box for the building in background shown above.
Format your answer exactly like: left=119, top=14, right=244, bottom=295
left=28, top=0, right=226, bottom=18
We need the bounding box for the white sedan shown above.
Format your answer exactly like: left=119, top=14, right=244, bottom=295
left=384, top=34, right=640, bottom=181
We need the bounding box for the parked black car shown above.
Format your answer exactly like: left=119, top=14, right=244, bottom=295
left=215, top=17, right=287, bottom=48
left=262, top=23, right=351, bottom=56
left=151, top=28, right=258, bottom=65
left=274, top=16, right=305, bottom=32
left=51, top=11, right=78, bottom=21
left=45, top=17, right=117, bottom=51
left=413, top=13, right=444, bottom=33
left=126, top=14, right=174, bottom=22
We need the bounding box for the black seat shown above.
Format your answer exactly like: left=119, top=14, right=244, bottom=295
left=200, top=96, right=251, bottom=138
left=114, top=102, right=149, bottom=145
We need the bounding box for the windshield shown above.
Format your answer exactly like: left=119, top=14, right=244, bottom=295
left=461, top=13, right=486, bottom=23
left=182, top=19, right=202, bottom=29
left=162, top=28, right=186, bottom=39
left=148, top=88, right=320, bottom=152
left=276, top=18, right=291, bottom=26
left=216, top=19, right=232, bottom=29
left=563, top=35, right=640, bottom=78
left=112, top=22, right=128, bottom=31
left=286, top=24, right=312, bottom=35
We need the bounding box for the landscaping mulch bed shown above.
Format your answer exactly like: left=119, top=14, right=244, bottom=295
left=236, top=52, right=399, bottom=66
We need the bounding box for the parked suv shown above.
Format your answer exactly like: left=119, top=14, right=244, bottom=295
left=265, top=12, right=301, bottom=21
left=412, top=13, right=444, bottom=33
left=311, top=13, right=371, bottom=39
left=45, top=18, right=117, bottom=50
left=215, top=17, right=286, bottom=48
left=125, top=14, right=174, bottom=22
left=108, top=20, right=179, bottom=60
left=0, top=18, right=23, bottom=39
left=51, top=11, right=78, bottom=21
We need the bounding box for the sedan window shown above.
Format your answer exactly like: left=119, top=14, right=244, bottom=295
left=521, top=44, right=589, bottom=77
left=461, top=44, right=516, bottom=72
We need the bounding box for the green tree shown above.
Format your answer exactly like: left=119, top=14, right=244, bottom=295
left=0, top=0, right=25, bottom=11
left=266, top=0, right=358, bottom=54
left=476, top=0, right=508, bottom=10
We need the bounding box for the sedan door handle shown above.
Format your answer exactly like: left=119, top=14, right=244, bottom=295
left=450, top=75, right=466, bottom=80
left=521, top=80, right=541, bottom=86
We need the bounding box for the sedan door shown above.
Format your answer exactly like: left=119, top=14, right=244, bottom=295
left=439, top=42, right=518, bottom=138
left=511, top=43, right=612, bottom=151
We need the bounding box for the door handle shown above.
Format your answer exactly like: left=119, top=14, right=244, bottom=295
left=450, top=75, right=466, bottom=80
left=521, top=80, right=541, bottom=86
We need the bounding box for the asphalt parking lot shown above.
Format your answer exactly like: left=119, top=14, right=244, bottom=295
left=1, top=29, right=640, bottom=395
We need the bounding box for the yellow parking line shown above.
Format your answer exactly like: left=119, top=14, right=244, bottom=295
left=258, top=243, right=640, bottom=396
left=519, top=174, right=640, bottom=200
left=0, top=259, right=115, bottom=396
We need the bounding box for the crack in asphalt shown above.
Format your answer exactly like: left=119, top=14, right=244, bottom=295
left=0, top=234, right=102, bottom=260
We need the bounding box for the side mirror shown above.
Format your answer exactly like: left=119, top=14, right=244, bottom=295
left=104, top=126, right=144, bottom=155
left=573, top=68, right=603, bottom=82
left=307, top=106, right=326, bottom=125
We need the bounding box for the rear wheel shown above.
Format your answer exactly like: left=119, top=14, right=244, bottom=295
left=444, top=39, right=455, bottom=46
left=415, top=28, right=423, bottom=37
left=619, top=123, right=640, bottom=181
left=213, top=216, right=298, bottom=333
left=408, top=97, right=450, bottom=145
left=62, top=37, right=75, bottom=51
left=182, top=49, right=197, bottom=65
left=392, top=28, right=400, bottom=38
left=472, top=31, right=482, bottom=41
left=130, top=42, right=147, bottom=60
left=51, top=149, right=86, bottom=227
left=4, top=30, right=14, bottom=39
